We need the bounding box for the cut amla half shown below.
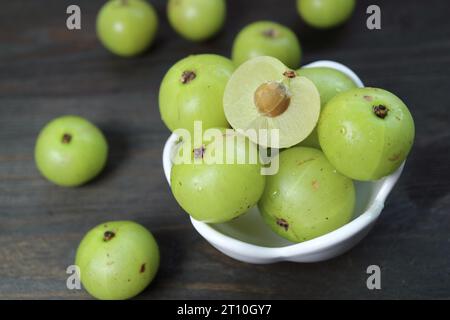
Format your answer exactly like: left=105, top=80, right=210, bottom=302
left=223, top=56, right=320, bottom=148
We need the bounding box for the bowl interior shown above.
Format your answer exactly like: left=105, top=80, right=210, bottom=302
left=162, top=60, right=397, bottom=251
left=205, top=60, right=371, bottom=247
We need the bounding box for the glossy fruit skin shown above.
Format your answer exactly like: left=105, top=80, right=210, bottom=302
left=297, top=0, right=355, bottom=29
left=167, top=0, right=226, bottom=41
left=171, top=130, right=265, bottom=223
left=318, top=88, right=415, bottom=181
left=232, top=21, right=302, bottom=69
left=159, top=54, right=235, bottom=134
left=35, top=115, right=108, bottom=187
left=259, top=147, right=355, bottom=242
left=97, top=0, right=158, bottom=57
left=75, top=221, right=159, bottom=300
left=297, top=67, right=357, bottom=148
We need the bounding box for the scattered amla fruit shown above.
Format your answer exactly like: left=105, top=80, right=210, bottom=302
left=318, top=87, right=415, bottom=181
left=159, top=54, right=235, bottom=134
left=297, top=67, right=357, bottom=148
left=297, top=0, right=355, bottom=29
left=223, top=56, right=320, bottom=148
left=232, top=21, right=302, bottom=69
left=171, top=129, right=265, bottom=223
left=259, top=147, right=355, bottom=242
left=35, top=115, right=108, bottom=187
left=97, top=0, right=159, bottom=57
left=75, top=221, right=159, bottom=300
left=167, top=0, right=226, bottom=41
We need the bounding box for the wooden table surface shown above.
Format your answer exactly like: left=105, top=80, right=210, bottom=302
left=0, top=0, right=449, bottom=299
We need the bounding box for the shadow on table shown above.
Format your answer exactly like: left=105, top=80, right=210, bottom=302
left=402, top=135, right=448, bottom=209
left=88, top=123, right=130, bottom=186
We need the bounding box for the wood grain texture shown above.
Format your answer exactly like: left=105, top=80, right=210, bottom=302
left=0, top=0, right=449, bottom=299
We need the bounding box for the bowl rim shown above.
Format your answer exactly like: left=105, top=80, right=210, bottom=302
left=162, top=60, right=405, bottom=258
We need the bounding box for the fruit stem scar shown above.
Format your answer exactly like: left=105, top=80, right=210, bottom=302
left=62, top=133, right=72, bottom=144
left=254, top=82, right=291, bottom=117
left=262, top=28, right=279, bottom=38
left=103, top=231, right=115, bottom=242
left=193, top=145, right=206, bottom=159
left=276, top=218, right=289, bottom=231
left=283, top=70, right=296, bottom=78
left=373, top=105, right=389, bottom=119
left=180, top=70, right=196, bottom=84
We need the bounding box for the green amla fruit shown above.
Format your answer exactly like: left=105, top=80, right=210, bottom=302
left=171, top=129, right=265, bottom=223
left=297, top=67, right=357, bottom=149
left=259, top=147, right=355, bottom=242
left=75, top=221, right=160, bottom=300
left=318, top=87, right=415, bottom=181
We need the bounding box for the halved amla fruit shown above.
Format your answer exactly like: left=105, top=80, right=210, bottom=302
left=223, top=56, right=320, bottom=148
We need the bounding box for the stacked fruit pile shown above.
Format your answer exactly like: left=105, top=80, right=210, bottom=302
left=163, top=54, right=415, bottom=243
left=33, top=0, right=414, bottom=300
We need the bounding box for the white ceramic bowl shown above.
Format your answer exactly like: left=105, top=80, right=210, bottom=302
left=162, top=60, right=404, bottom=264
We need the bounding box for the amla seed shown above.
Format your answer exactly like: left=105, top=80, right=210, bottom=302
left=254, top=82, right=291, bottom=117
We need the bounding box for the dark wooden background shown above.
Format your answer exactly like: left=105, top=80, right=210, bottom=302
left=0, top=0, right=449, bottom=299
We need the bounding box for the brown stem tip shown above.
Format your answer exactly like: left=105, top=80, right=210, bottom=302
left=62, top=133, right=72, bottom=144
left=373, top=105, right=389, bottom=119
left=283, top=70, right=296, bottom=78
left=180, top=70, right=196, bottom=84
left=193, top=145, right=206, bottom=159
left=276, top=218, right=289, bottom=231
left=103, top=231, right=115, bottom=242
left=262, top=28, right=279, bottom=38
